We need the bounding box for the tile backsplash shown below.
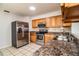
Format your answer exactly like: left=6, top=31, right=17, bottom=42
left=31, top=28, right=71, bottom=32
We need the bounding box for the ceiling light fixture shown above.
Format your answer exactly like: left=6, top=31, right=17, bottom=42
left=29, top=6, right=36, bottom=11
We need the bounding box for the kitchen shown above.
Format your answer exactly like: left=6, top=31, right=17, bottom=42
left=0, top=3, right=79, bottom=56
left=30, top=15, right=71, bottom=46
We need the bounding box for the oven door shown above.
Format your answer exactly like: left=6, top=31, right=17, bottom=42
left=37, top=34, right=44, bottom=40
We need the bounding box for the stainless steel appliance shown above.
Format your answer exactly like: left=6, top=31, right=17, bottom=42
left=36, top=23, right=48, bottom=40
left=38, top=23, right=46, bottom=28
left=36, top=29, right=48, bottom=40
left=35, top=23, right=48, bottom=45
left=12, top=21, right=29, bottom=48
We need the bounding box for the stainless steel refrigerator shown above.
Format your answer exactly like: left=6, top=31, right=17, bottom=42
left=12, top=21, right=29, bottom=48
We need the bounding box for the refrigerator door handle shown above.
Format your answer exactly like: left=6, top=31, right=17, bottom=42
left=22, top=27, right=24, bottom=37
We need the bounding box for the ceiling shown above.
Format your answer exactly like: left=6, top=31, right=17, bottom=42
left=0, top=3, right=61, bottom=16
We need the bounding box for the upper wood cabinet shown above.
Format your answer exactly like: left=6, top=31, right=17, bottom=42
left=55, top=16, right=62, bottom=27
left=32, top=15, right=62, bottom=28
left=50, top=17, right=56, bottom=27
left=63, top=22, right=71, bottom=27
left=61, top=3, right=79, bottom=20
left=37, top=18, right=46, bottom=24
left=46, top=17, right=51, bottom=27
left=32, top=19, right=46, bottom=28
left=46, top=15, right=62, bottom=28
left=64, top=3, right=79, bottom=7
left=32, top=20, right=37, bottom=28
left=50, top=15, right=62, bottom=27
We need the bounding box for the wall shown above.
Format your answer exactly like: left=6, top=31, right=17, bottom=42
left=29, top=11, right=70, bottom=32
left=0, top=11, right=27, bottom=49
left=71, top=22, right=79, bottom=39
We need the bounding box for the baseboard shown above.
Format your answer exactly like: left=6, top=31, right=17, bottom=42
left=0, top=44, right=11, bottom=49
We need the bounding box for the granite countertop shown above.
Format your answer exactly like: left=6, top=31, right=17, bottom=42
left=33, top=40, right=79, bottom=56
left=30, top=31, right=69, bottom=34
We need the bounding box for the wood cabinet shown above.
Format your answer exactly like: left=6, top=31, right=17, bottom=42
left=50, top=17, right=56, bottom=27
left=63, top=22, right=71, bottom=27
left=55, top=16, right=62, bottom=27
left=30, top=32, right=36, bottom=43
left=46, top=16, right=56, bottom=28
left=32, top=20, right=37, bottom=28
left=44, top=33, right=55, bottom=46
left=50, top=15, right=62, bottom=27
left=32, top=15, right=62, bottom=28
left=37, top=18, right=46, bottom=24
left=61, top=3, right=79, bottom=20
left=46, top=17, right=51, bottom=27
left=64, top=3, right=79, bottom=7
left=32, top=19, right=46, bottom=28
left=46, top=15, right=62, bottom=28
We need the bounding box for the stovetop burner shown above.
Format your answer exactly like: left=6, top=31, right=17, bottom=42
left=36, top=29, right=48, bottom=34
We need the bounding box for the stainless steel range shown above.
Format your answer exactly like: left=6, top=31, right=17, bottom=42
left=36, top=23, right=48, bottom=45
left=36, top=29, right=48, bottom=40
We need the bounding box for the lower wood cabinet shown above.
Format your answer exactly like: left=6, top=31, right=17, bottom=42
left=44, top=33, right=56, bottom=46
left=30, top=32, right=36, bottom=43
left=30, top=32, right=56, bottom=46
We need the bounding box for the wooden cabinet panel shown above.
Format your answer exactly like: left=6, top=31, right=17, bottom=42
left=32, top=20, right=37, bottom=28
left=30, top=36, right=36, bottom=43
left=30, top=32, right=36, bottom=43
left=50, top=17, right=56, bottom=27
left=32, top=15, right=62, bottom=28
left=32, top=19, right=46, bottom=28
left=44, top=33, right=55, bottom=46
left=55, top=16, right=62, bottom=27
left=46, top=18, right=51, bottom=27
left=50, top=15, right=62, bottom=28
left=37, top=19, right=46, bottom=24
left=65, top=3, right=79, bottom=7
left=63, top=22, right=71, bottom=27
left=61, top=3, right=79, bottom=20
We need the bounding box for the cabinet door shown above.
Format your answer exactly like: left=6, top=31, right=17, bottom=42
left=44, top=33, right=55, bottom=46
left=50, top=17, right=56, bottom=27
left=38, top=19, right=45, bottom=23
left=30, top=32, right=36, bottom=43
left=63, top=22, right=71, bottom=27
left=32, top=19, right=46, bottom=28
left=55, top=16, right=62, bottom=27
left=61, top=3, right=79, bottom=19
left=32, top=20, right=37, bottom=28
left=46, top=18, right=51, bottom=27
left=65, top=3, right=79, bottom=7
left=30, top=36, right=36, bottom=43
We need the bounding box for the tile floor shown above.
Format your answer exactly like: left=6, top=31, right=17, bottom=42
left=0, top=43, right=41, bottom=56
